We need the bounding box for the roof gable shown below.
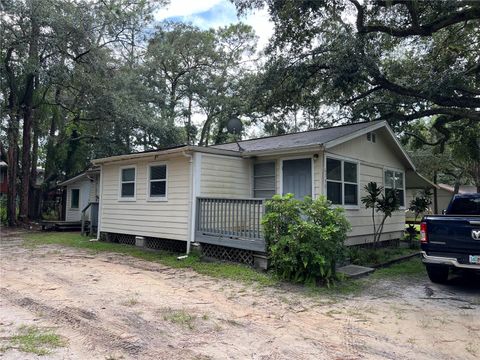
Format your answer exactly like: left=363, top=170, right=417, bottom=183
left=210, top=120, right=415, bottom=169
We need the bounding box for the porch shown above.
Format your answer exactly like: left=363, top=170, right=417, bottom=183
left=195, top=197, right=267, bottom=253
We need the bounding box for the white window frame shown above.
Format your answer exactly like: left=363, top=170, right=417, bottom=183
left=70, top=188, right=80, bottom=210
left=147, top=162, right=168, bottom=201
left=252, top=160, right=276, bottom=199
left=279, top=155, right=315, bottom=199
left=324, top=154, right=360, bottom=209
left=383, top=167, right=406, bottom=209
left=118, top=165, right=136, bottom=201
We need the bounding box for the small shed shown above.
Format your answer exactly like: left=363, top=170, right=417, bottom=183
left=58, top=168, right=100, bottom=222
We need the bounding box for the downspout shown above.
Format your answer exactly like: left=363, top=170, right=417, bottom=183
left=96, top=165, right=103, bottom=240
left=182, top=150, right=193, bottom=255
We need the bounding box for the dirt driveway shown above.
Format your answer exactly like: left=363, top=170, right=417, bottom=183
left=1, top=229, right=479, bottom=360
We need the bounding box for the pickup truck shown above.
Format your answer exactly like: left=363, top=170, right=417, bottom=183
left=420, top=193, right=480, bottom=283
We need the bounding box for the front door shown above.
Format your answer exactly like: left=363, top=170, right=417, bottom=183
left=282, top=158, right=312, bottom=199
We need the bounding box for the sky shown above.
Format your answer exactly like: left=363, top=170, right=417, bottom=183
left=154, top=0, right=274, bottom=51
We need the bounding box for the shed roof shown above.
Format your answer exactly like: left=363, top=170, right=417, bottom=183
left=438, top=183, right=478, bottom=194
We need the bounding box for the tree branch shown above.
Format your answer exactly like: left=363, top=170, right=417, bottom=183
left=350, top=0, right=480, bottom=37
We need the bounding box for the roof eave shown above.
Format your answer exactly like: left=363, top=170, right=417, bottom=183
left=91, top=146, right=242, bottom=165
left=240, top=144, right=325, bottom=157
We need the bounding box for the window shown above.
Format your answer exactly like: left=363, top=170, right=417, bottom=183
left=326, top=158, right=358, bottom=206
left=253, top=162, right=275, bottom=198
left=120, top=167, right=136, bottom=198
left=149, top=164, right=167, bottom=199
left=384, top=170, right=404, bottom=207
left=71, top=189, right=80, bottom=209
left=449, top=197, right=480, bottom=215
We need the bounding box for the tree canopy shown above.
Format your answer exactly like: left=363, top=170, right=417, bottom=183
left=1, top=0, right=479, bottom=225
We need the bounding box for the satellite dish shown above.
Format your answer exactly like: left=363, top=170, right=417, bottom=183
left=226, top=117, right=243, bottom=135
left=226, top=117, right=244, bottom=152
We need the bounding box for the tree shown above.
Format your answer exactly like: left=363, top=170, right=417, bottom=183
left=1, top=0, right=162, bottom=223
left=233, top=0, right=480, bottom=143
left=144, top=22, right=257, bottom=146
left=361, top=182, right=400, bottom=248
left=403, top=119, right=480, bottom=191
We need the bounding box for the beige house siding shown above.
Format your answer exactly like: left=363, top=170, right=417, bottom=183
left=99, top=155, right=191, bottom=241
left=89, top=174, right=99, bottom=203
left=323, top=128, right=407, bottom=244
left=200, top=154, right=252, bottom=198
left=436, top=188, right=454, bottom=213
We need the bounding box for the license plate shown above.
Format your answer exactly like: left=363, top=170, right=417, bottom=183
left=469, top=255, right=480, bottom=264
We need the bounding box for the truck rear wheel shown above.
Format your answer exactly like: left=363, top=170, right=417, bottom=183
left=426, top=264, right=449, bottom=283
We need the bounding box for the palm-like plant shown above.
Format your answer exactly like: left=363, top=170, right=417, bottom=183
left=361, top=182, right=400, bottom=248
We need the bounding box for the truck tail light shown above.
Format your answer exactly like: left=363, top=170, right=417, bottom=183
left=420, top=222, right=428, bottom=244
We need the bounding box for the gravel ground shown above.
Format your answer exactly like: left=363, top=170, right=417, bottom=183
left=0, top=228, right=479, bottom=360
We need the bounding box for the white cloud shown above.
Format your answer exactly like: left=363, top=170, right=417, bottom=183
left=154, top=0, right=274, bottom=54
left=240, top=7, right=274, bottom=51
left=154, top=0, right=224, bottom=21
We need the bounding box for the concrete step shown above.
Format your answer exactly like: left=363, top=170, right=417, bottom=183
left=337, top=264, right=375, bottom=279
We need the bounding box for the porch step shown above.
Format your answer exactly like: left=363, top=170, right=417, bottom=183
left=337, top=264, right=375, bottom=279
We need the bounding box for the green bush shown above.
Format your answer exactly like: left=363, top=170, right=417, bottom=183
left=262, top=194, right=350, bottom=285
left=0, top=197, right=7, bottom=226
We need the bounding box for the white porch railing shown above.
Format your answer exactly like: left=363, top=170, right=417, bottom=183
left=195, top=197, right=266, bottom=252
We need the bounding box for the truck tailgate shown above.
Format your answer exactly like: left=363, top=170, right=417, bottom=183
left=426, top=216, right=480, bottom=253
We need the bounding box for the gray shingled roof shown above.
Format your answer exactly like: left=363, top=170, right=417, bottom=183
left=211, top=121, right=378, bottom=153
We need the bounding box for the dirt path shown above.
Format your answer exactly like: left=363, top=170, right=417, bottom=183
left=1, top=229, right=479, bottom=360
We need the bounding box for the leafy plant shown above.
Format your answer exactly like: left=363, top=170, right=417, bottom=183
left=0, top=197, right=7, bottom=226
left=361, top=182, right=400, bottom=248
left=406, top=189, right=432, bottom=245
left=262, top=194, right=350, bottom=286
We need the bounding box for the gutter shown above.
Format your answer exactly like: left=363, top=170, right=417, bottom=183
left=91, top=146, right=241, bottom=166
left=238, top=144, right=325, bottom=158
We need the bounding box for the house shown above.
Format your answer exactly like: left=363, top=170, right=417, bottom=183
left=406, top=183, right=478, bottom=216
left=57, top=168, right=100, bottom=227
left=91, top=120, right=432, bottom=263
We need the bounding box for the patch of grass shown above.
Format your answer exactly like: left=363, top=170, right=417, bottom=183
left=8, top=325, right=65, bottom=355
left=24, top=232, right=276, bottom=286
left=120, top=297, right=139, bottom=307
left=465, top=342, right=477, bottom=357
left=347, top=245, right=419, bottom=267
left=162, top=308, right=196, bottom=329
left=370, top=258, right=425, bottom=279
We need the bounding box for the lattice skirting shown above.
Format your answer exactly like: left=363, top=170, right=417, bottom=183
left=200, top=243, right=254, bottom=266
left=145, top=237, right=187, bottom=253
left=102, top=232, right=136, bottom=245
left=100, top=232, right=186, bottom=253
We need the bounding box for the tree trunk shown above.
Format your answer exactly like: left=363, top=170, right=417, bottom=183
left=19, top=11, right=39, bottom=222
left=19, top=74, right=35, bottom=222
left=199, top=115, right=213, bottom=146
left=453, top=181, right=460, bottom=194
left=6, top=119, right=19, bottom=226
left=4, top=47, right=19, bottom=226
left=45, top=88, right=60, bottom=182
left=29, top=121, right=39, bottom=219
left=187, top=92, right=192, bottom=145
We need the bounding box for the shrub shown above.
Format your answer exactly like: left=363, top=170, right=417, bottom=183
left=0, top=197, right=7, bottom=226
left=262, top=194, right=350, bottom=285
